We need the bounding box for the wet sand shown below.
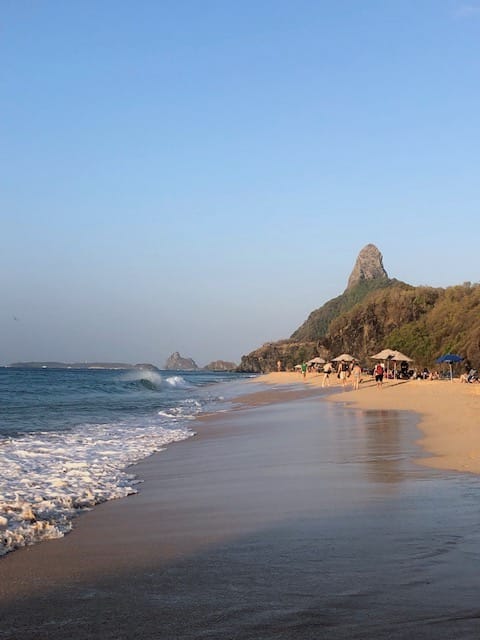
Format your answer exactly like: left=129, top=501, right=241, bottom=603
left=1, top=381, right=480, bottom=638
left=262, top=372, right=480, bottom=475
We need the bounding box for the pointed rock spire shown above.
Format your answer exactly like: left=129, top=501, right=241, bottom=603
left=346, top=244, right=388, bottom=290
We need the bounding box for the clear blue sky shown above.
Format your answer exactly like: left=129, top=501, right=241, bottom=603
left=1, top=1, right=479, bottom=366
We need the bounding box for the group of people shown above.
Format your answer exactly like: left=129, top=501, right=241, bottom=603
left=292, top=357, right=478, bottom=386
left=319, top=360, right=368, bottom=391
left=295, top=359, right=386, bottom=391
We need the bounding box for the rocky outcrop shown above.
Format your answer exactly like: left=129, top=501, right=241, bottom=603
left=204, top=360, right=237, bottom=371
left=346, top=243, right=388, bottom=290
left=241, top=244, right=397, bottom=372
left=164, top=352, right=199, bottom=370
left=291, top=244, right=393, bottom=342
left=238, top=244, right=480, bottom=372
left=237, top=340, right=326, bottom=374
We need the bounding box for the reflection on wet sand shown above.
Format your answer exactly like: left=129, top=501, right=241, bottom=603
left=362, top=409, right=423, bottom=484
left=332, top=404, right=430, bottom=486
left=1, top=392, right=479, bottom=639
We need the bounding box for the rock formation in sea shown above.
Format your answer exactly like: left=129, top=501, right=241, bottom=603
left=164, top=352, right=199, bottom=370
left=204, top=360, right=237, bottom=371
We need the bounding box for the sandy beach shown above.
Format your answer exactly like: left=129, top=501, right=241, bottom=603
left=261, top=371, right=480, bottom=475
left=1, top=375, right=480, bottom=639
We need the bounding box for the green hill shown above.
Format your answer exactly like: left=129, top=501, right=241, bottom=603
left=291, top=278, right=403, bottom=341
left=238, top=245, right=479, bottom=373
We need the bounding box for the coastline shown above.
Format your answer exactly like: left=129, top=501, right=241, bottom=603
left=2, top=375, right=480, bottom=638
left=259, top=371, right=480, bottom=476
left=0, top=384, right=322, bottom=588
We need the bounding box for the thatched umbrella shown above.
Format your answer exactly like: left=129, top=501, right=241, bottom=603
left=371, top=349, right=413, bottom=378
left=332, top=353, right=355, bottom=362
left=371, top=349, right=397, bottom=360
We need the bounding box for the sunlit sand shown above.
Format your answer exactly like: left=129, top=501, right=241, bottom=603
left=260, top=371, right=480, bottom=475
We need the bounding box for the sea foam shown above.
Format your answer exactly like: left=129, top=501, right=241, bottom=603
left=0, top=416, right=194, bottom=556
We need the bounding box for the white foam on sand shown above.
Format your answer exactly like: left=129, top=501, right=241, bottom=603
left=0, top=415, right=194, bottom=556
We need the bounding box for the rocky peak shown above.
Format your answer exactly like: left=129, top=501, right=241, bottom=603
left=346, top=244, right=388, bottom=290
left=164, top=352, right=199, bottom=370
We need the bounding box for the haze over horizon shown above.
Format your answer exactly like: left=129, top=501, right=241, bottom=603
left=2, top=2, right=479, bottom=367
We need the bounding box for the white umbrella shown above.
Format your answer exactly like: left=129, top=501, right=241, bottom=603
left=332, top=353, right=355, bottom=362
left=370, top=349, right=397, bottom=360
left=307, top=357, right=326, bottom=365
left=370, top=349, right=396, bottom=379
left=391, top=350, right=412, bottom=362
left=371, top=349, right=412, bottom=379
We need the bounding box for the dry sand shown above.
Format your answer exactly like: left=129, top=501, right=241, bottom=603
left=260, top=371, right=480, bottom=475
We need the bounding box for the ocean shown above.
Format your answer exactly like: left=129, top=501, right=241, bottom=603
left=0, top=367, right=253, bottom=557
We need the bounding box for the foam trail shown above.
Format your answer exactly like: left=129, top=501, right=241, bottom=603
left=0, top=419, right=194, bottom=556
left=0, top=367, right=251, bottom=556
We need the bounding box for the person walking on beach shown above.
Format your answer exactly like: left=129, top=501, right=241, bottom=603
left=351, top=361, right=362, bottom=390
left=277, top=360, right=282, bottom=372
left=301, top=362, right=307, bottom=379
left=322, top=362, right=332, bottom=387
left=374, top=362, right=384, bottom=389
left=337, top=360, right=349, bottom=388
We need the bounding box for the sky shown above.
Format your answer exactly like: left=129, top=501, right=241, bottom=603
left=1, top=1, right=479, bottom=367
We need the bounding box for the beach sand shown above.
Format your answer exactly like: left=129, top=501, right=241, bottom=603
left=1, top=376, right=480, bottom=638
left=262, top=371, right=480, bottom=475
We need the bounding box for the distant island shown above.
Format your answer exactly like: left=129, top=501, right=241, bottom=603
left=164, top=352, right=237, bottom=372
left=6, top=362, right=160, bottom=371
left=203, top=360, right=238, bottom=372
left=6, top=357, right=238, bottom=373
left=164, top=352, right=198, bottom=370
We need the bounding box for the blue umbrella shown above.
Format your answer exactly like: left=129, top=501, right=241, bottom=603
left=436, top=353, right=463, bottom=363
left=436, top=353, right=463, bottom=380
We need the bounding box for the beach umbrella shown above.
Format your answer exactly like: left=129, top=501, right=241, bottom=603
left=391, top=350, right=412, bottom=362
left=370, top=349, right=396, bottom=378
left=436, top=353, right=463, bottom=381
left=307, top=357, right=326, bottom=365
left=371, top=349, right=412, bottom=378
left=390, top=350, right=413, bottom=378
left=370, top=349, right=397, bottom=360
left=332, top=353, right=355, bottom=362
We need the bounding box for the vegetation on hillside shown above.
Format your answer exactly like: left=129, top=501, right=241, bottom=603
left=324, top=285, right=442, bottom=364
left=239, top=281, right=480, bottom=373
left=291, top=278, right=404, bottom=341
left=386, top=283, right=480, bottom=366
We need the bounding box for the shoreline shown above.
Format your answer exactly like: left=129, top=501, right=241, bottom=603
left=2, top=375, right=480, bottom=637
left=258, top=371, right=480, bottom=476
left=0, top=384, right=322, bottom=580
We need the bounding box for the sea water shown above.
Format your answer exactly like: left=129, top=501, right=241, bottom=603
left=0, top=367, right=253, bottom=556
